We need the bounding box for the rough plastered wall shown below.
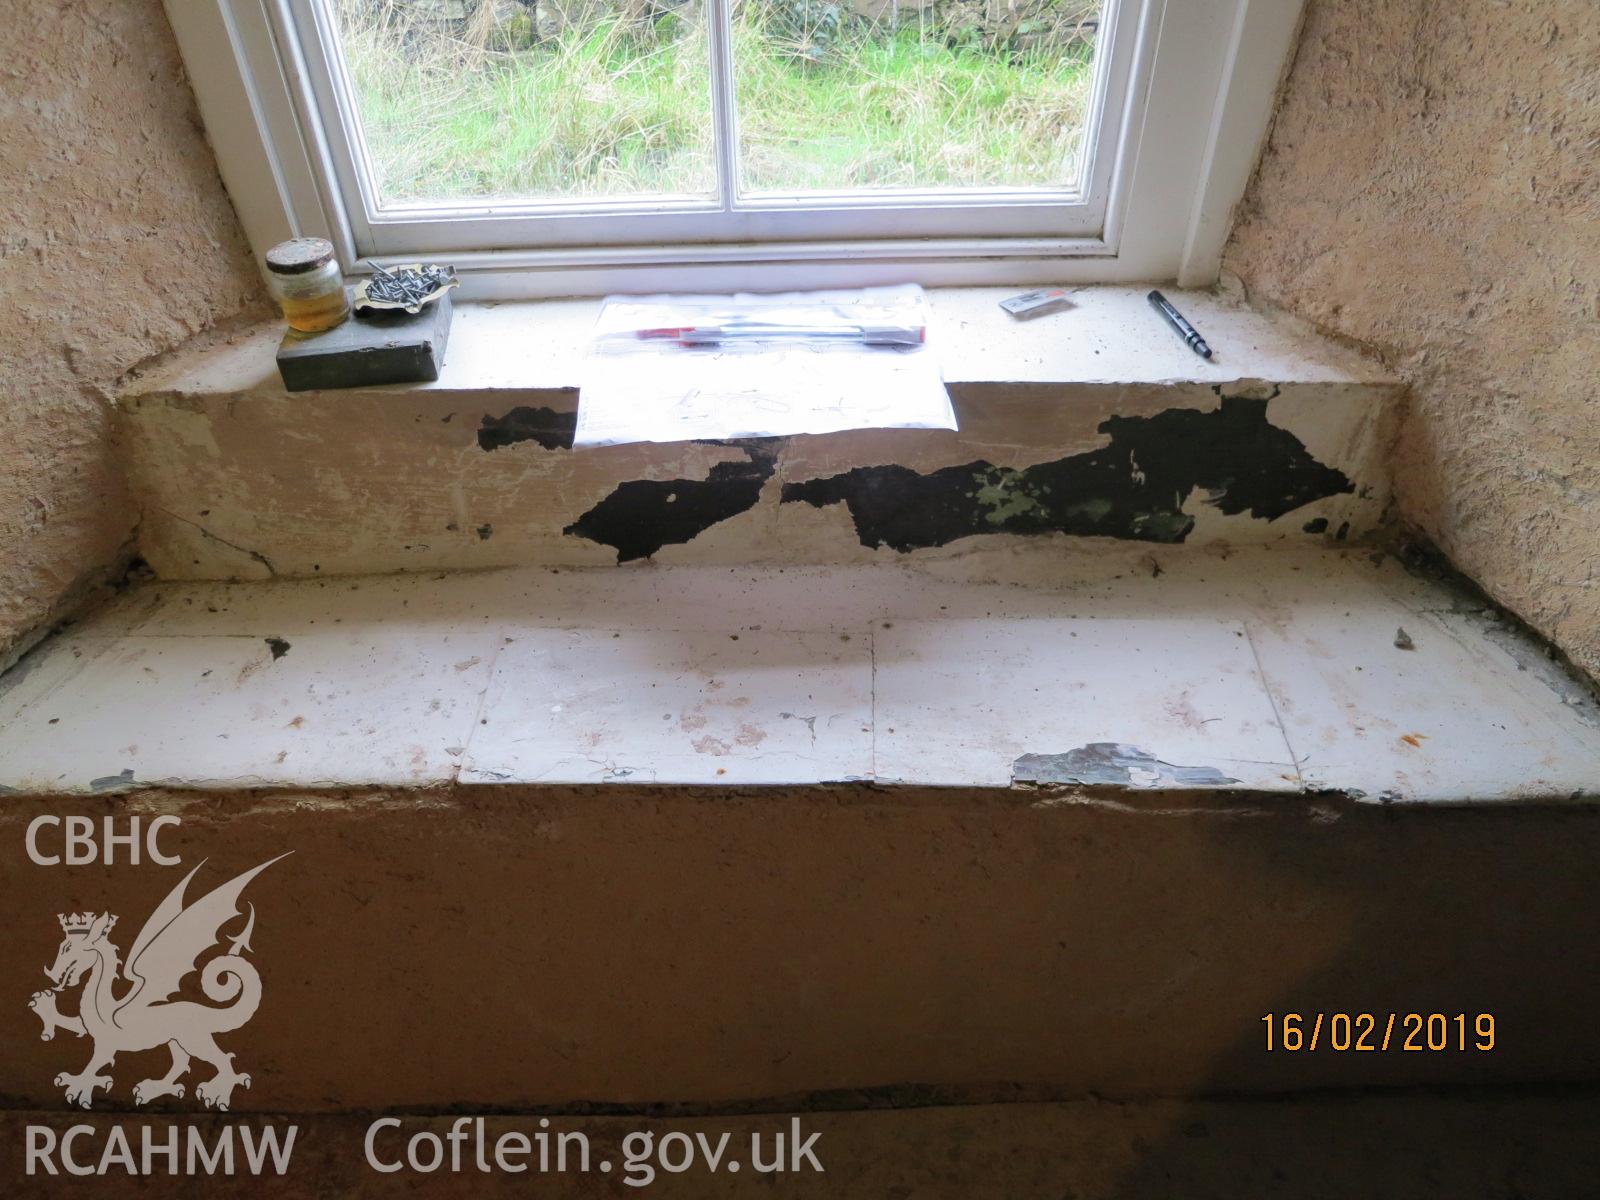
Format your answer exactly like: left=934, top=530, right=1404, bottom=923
left=1226, top=0, right=1599, bottom=678
left=0, top=1, right=264, bottom=670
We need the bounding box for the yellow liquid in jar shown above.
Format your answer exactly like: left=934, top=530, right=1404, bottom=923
left=280, top=288, right=350, bottom=333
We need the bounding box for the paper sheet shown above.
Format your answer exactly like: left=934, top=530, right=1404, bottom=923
left=574, top=286, right=956, bottom=448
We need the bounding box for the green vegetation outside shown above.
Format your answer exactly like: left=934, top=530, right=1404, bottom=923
left=334, top=0, right=1098, bottom=204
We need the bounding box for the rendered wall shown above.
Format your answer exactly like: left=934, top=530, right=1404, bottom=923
left=0, top=1, right=264, bottom=670
left=6, top=786, right=1600, bottom=1110
left=1226, top=0, right=1600, bottom=677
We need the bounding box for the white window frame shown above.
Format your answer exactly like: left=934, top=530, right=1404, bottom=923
left=165, top=0, right=1303, bottom=297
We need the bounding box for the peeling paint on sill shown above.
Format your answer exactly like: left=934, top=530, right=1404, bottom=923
left=477, top=406, right=577, bottom=452
left=782, top=394, right=1354, bottom=551
left=564, top=443, right=780, bottom=562
left=89, top=768, right=139, bottom=792
left=1013, top=744, right=1242, bottom=788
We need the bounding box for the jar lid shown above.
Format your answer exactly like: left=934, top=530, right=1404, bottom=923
left=265, top=237, right=336, bottom=275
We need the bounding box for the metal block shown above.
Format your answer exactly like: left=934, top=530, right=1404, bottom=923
left=275, top=296, right=452, bottom=392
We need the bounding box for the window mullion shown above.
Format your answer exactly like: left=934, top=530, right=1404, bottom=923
left=704, top=0, right=740, bottom=213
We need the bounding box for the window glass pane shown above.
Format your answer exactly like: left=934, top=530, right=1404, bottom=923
left=730, top=0, right=1101, bottom=194
left=328, top=0, right=717, bottom=205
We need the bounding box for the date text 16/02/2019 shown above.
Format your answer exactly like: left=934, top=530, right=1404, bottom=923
left=1261, top=1013, right=1496, bottom=1053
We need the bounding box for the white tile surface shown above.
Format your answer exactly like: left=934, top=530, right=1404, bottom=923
left=873, top=617, right=1298, bottom=790
left=1432, top=610, right=1600, bottom=730
left=463, top=628, right=873, bottom=785
left=0, top=637, right=111, bottom=736
left=1249, top=607, right=1600, bottom=803
left=0, top=631, right=499, bottom=792
left=1, top=547, right=1595, bottom=801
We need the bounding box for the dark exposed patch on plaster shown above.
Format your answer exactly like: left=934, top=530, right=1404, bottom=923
left=780, top=711, right=818, bottom=736
left=476, top=523, right=493, bottom=541
left=477, top=406, right=577, bottom=452
left=265, top=636, right=292, bottom=661
left=781, top=395, right=1353, bottom=551
left=564, top=444, right=779, bottom=562
left=1302, top=517, right=1329, bottom=534
left=90, top=769, right=137, bottom=792
left=1014, top=744, right=1241, bottom=788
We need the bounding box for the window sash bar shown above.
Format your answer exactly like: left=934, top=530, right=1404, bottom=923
left=706, top=0, right=741, bottom=212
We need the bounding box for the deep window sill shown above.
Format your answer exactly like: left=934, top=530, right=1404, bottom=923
left=125, top=286, right=1394, bottom=402
left=117, top=284, right=1397, bottom=582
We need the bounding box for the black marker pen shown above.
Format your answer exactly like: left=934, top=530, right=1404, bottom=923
left=1148, top=290, right=1212, bottom=360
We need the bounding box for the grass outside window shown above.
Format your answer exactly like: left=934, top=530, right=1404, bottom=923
left=330, top=0, right=1100, bottom=205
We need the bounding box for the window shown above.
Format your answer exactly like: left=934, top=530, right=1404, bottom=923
left=169, top=0, right=1303, bottom=295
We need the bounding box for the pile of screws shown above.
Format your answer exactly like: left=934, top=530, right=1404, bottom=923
left=362, top=264, right=456, bottom=310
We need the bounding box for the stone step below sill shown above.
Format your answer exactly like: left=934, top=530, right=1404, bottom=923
left=1, top=545, right=1593, bottom=804
left=119, top=287, right=1399, bottom=579
left=5, top=545, right=1599, bottom=1111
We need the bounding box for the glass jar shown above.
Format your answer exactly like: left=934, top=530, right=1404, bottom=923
left=264, top=237, right=350, bottom=333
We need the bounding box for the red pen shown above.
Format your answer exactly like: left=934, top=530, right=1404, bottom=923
left=635, top=322, right=924, bottom=347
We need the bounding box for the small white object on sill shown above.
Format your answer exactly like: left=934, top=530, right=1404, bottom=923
left=573, top=285, right=956, bottom=448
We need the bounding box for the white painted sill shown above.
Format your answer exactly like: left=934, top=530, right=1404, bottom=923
left=125, top=286, right=1395, bottom=401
